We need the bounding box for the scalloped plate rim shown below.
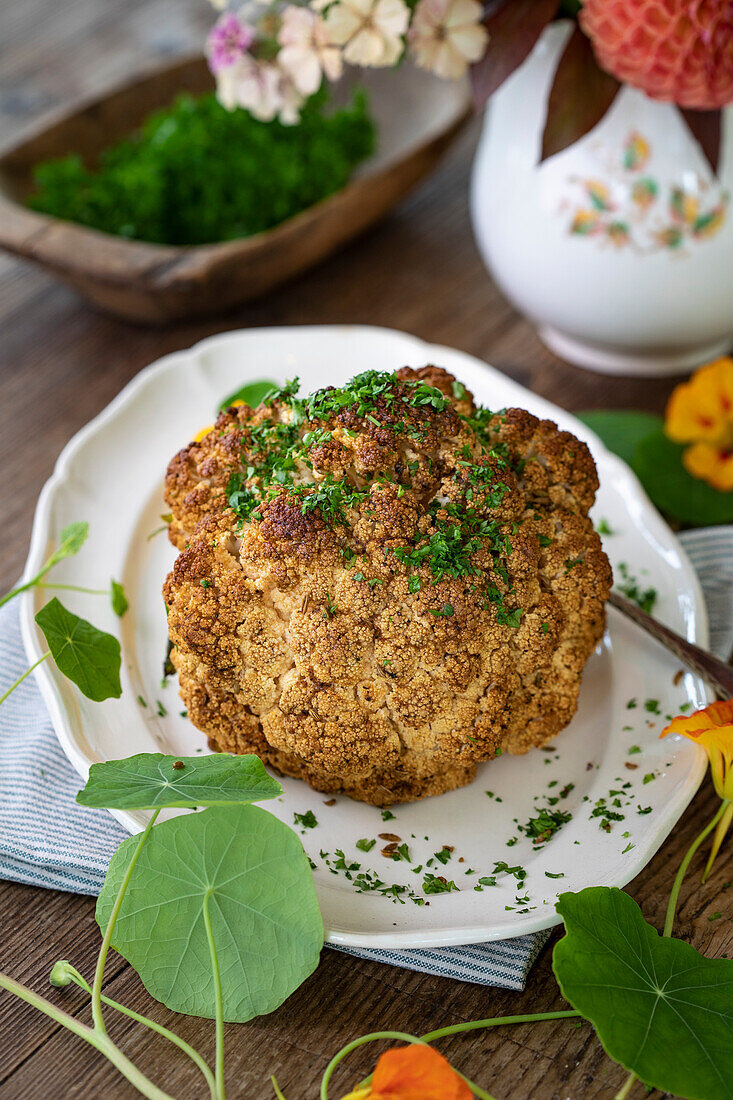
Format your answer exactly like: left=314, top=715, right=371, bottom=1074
left=19, top=324, right=709, bottom=948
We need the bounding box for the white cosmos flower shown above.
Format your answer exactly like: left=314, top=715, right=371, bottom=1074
left=324, top=0, right=409, bottom=68
left=408, top=0, right=487, bottom=79
left=278, top=6, right=343, bottom=95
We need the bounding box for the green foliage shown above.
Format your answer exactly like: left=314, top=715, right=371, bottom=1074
left=577, top=410, right=663, bottom=468
left=44, top=521, right=89, bottom=572
left=634, top=430, right=733, bottom=526
left=96, top=803, right=324, bottom=1022
left=77, top=752, right=281, bottom=810
left=35, top=597, right=121, bottom=701
left=578, top=409, right=733, bottom=526
left=28, top=89, right=375, bottom=246
left=218, top=379, right=278, bottom=412
left=110, top=579, right=128, bottom=618
left=554, top=888, right=733, bottom=1100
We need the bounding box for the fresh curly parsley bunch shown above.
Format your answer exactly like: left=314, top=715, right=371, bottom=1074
left=28, top=87, right=375, bottom=246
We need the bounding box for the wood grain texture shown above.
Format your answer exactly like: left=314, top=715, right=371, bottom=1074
left=0, top=3, right=731, bottom=1098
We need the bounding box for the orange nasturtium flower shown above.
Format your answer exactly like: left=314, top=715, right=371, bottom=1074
left=662, top=699, right=733, bottom=880
left=665, top=357, right=733, bottom=492
left=340, top=1045, right=472, bottom=1100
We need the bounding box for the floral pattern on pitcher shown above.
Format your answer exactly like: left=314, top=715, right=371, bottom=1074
left=561, top=132, right=729, bottom=254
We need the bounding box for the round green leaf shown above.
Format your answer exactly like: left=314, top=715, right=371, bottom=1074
left=35, top=597, right=121, bottom=701
left=97, top=804, right=323, bottom=1022
left=632, top=430, right=733, bottom=525
left=577, top=410, right=663, bottom=467
left=77, top=752, right=281, bottom=810
left=554, top=888, right=733, bottom=1100
left=218, top=379, right=277, bottom=412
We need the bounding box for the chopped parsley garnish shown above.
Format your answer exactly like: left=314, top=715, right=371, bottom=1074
left=616, top=562, right=657, bottom=614
left=422, top=873, right=459, bottom=894
left=293, top=810, right=318, bottom=830
left=519, top=808, right=572, bottom=845
left=356, top=838, right=376, bottom=852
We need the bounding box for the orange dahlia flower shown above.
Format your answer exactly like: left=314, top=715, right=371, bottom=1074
left=662, top=699, right=733, bottom=879
left=580, top=0, right=733, bottom=109
left=665, top=357, right=733, bottom=492
left=340, top=1045, right=472, bottom=1100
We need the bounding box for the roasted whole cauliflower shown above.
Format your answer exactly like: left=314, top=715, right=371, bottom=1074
left=163, top=367, right=611, bottom=806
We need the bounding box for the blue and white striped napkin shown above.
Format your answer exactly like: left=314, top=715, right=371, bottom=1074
left=1, top=527, right=731, bottom=990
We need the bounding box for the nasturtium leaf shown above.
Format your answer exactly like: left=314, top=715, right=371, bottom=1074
left=97, top=804, right=324, bottom=1022
left=35, top=597, right=121, bottom=701
left=110, top=579, right=128, bottom=618
left=77, top=752, right=281, bottom=810
left=42, top=521, right=89, bottom=574
left=632, top=430, right=733, bottom=526
left=218, top=379, right=277, bottom=412
left=577, top=410, right=662, bottom=468
left=554, top=888, right=733, bottom=1100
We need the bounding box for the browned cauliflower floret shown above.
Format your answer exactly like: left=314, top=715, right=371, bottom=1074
left=163, top=366, right=611, bottom=806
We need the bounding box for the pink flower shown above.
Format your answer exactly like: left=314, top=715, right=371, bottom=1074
left=206, top=12, right=255, bottom=75
left=278, top=6, right=343, bottom=96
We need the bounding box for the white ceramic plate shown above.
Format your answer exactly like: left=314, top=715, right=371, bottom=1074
left=21, top=325, right=709, bottom=948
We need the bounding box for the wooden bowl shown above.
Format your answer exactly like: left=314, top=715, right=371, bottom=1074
left=0, top=57, right=470, bottom=324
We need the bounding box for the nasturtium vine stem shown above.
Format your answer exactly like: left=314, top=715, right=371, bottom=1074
left=58, top=964, right=218, bottom=1099
left=703, top=800, right=733, bottom=884
left=0, top=973, right=176, bottom=1100
left=203, top=890, right=226, bottom=1100
left=664, top=798, right=730, bottom=938
left=92, top=808, right=161, bottom=1034
left=615, top=1070, right=637, bottom=1100
left=0, top=580, right=36, bottom=610
left=0, top=651, right=50, bottom=705
left=420, top=1009, right=582, bottom=1044
left=36, top=583, right=110, bottom=596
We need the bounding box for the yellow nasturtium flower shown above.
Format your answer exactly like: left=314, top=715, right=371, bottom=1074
left=682, top=443, right=733, bottom=492
left=662, top=700, right=733, bottom=880
left=192, top=399, right=246, bottom=443
left=665, top=357, right=733, bottom=492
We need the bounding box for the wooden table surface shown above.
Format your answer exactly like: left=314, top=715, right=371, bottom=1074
left=1, top=4, right=731, bottom=1098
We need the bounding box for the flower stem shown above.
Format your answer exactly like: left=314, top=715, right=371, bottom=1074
left=615, top=1071, right=637, bottom=1100
left=664, top=798, right=730, bottom=938
left=203, top=890, right=226, bottom=1100
left=35, top=583, right=110, bottom=595
left=0, top=651, right=50, bottom=705
left=58, top=965, right=217, bottom=1099
left=421, top=1009, right=582, bottom=1043
left=92, top=808, right=160, bottom=1034
left=702, top=801, right=733, bottom=884
left=0, top=972, right=176, bottom=1100
left=0, top=579, right=35, bottom=610
left=320, top=1032, right=431, bottom=1100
